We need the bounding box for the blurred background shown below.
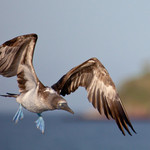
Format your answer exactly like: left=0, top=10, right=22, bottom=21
left=0, top=0, right=150, bottom=150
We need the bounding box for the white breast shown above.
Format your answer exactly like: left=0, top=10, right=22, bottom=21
left=16, top=85, right=49, bottom=113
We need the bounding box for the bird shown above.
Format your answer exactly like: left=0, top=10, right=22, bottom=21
left=0, top=33, right=136, bottom=135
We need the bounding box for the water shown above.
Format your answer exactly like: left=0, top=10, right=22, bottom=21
left=0, top=113, right=150, bottom=150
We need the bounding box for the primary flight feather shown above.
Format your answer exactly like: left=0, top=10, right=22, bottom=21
left=0, top=33, right=136, bottom=135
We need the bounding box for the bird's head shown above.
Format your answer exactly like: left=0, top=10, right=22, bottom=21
left=56, top=99, right=74, bottom=114
left=43, top=87, right=74, bottom=114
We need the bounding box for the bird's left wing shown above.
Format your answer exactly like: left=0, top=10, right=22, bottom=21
left=52, top=57, right=136, bottom=135
left=0, top=34, right=44, bottom=93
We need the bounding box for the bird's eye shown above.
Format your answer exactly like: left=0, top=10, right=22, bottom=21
left=58, top=103, right=62, bottom=107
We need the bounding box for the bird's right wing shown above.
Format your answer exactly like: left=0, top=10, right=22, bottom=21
left=52, top=57, right=136, bottom=135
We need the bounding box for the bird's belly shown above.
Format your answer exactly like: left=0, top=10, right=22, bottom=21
left=16, top=89, right=49, bottom=113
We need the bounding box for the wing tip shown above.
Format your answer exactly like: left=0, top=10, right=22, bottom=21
left=23, top=33, right=38, bottom=41
left=2, top=33, right=38, bottom=47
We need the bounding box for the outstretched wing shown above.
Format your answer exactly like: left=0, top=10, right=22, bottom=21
left=52, top=57, right=136, bottom=135
left=0, top=34, right=44, bottom=93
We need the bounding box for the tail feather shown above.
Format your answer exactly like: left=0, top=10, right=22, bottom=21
left=0, top=93, right=18, bottom=98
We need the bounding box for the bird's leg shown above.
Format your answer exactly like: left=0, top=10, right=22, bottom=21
left=35, top=113, right=45, bottom=134
left=13, top=104, right=24, bottom=123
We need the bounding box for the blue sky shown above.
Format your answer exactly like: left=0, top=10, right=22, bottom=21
left=0, top=0, right=150, bottom=113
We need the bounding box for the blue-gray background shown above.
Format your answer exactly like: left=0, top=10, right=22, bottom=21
left=0, top=1, right=150, bottom=150
left=0, top=0, right=150, bottom=113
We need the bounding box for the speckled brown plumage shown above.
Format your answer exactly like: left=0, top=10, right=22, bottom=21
left=0, top=33, right=136, bottom=135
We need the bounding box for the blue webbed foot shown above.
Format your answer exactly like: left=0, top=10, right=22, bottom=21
left=35, top=114, right=45, bottom=134
left=13, top=104, right=24, bottom=123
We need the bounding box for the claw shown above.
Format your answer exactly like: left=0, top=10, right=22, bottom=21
left=35, top=114, right=45, bottom=134
left=13, top=104, right=24, bottom=123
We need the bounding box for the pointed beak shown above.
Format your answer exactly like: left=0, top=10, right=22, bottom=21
left=61, top=103, right=74, bottom=114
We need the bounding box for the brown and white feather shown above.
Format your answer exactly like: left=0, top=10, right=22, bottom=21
left=52, top=57, right=136, bottom=135
left=0, top=34, right=135, bottom=135
left=0, top=34, right=43, bottom=93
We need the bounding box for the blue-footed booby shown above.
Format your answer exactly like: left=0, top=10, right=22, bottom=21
left=0, top=33, right=136, bottom=135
